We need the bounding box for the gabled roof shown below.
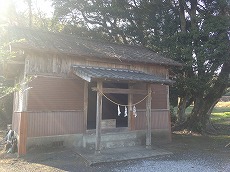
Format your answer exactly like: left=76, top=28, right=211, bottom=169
left=72, top=65, right=173, bottom=84
left=9, top=27, right=181, bottom=67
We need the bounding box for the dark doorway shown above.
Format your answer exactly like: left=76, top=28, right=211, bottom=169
left=102, top=83, right=128, bottom=128
left=87, top=82, right=128, bottom=129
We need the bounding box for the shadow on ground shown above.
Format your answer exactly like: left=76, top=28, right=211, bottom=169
left=0, top=132, right=230, bottom=172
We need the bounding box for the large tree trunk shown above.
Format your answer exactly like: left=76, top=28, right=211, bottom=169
left=177, top=96, right=187, bottom=123
left=185, top=61, right=229, bottom=133
left=185, top=96, right=214, bottom=132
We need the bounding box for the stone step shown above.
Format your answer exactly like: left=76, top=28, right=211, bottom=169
left=83, top=131, right=142, bottom=149
left=84, top=131, right=138, bottom=142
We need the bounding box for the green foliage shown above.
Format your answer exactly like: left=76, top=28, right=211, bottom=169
left=0, top=27, right=20, bottom=128
left=170, top=105, right=177, bottom=124
left=50, top=0, right=230, bottom=131
left=225, top=88, right=230, bottom=96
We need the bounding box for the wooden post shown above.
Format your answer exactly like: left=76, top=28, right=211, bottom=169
left=83, top=82, right=88, bottom=132
left=18, top=112, right=28, bottom=156
left=146, top=83, right=152, bottom=148
left=166, top=72, right=172, bottom=142
left=22, top=58, right=30, bottom=111
left=128, top=85, right=134, bottom=130
left=167, top=85, right=172, bottom=142
left=95, top=81, right=102, bottom=154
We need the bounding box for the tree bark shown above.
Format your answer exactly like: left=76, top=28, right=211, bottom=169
left=185, top=64, right=229, bottom=133
left=177, top=96, right=187, bottom=123
left=178, top=0, right=187, bottom=33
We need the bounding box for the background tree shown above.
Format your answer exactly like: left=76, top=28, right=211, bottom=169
left=172, top=0, right=229, bottom=132
left=1, top=0, right=229, bottom=132
left=0, top=26, right=15, bottom=128
left=52, top=0, right=230, bottom=132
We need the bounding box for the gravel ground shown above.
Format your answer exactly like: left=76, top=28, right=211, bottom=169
left=0, top=148, right=229, bottom=172
left=0, top=134, right=229, bottom=172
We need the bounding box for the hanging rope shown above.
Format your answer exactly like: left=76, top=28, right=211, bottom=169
left=98, top=89, right=150, bottom=107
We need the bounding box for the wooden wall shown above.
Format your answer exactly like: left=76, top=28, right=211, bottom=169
left=12, top=111, right=84, bottom=138
left=135, top=109, right=170, bottom=130
left=12, top=112, right=21, bottom=134
left=25, top=52, right=168, bottom=78
left=151, top=84, right=168, bottom=109
left=133, top=83, right=168, bottom=110
left=27, top=77, right=84, bottom=111
left=16, top=76, right=86, bottom=137
left=27, top=111, right=84, bottom=137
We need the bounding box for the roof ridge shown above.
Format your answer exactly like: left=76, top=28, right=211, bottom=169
left=10, top=26, right=153, bottom=51
left=9, top=26, right=182, bottom=67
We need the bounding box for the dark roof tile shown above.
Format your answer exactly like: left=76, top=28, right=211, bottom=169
left=72, top=65, right=174, bottom=84
left=9, top=27, right=181, bottom=66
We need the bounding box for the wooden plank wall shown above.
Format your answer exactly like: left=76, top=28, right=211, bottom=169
left=18, top=112, right=28, bottom=156
left=26, top=52, right=168, bottom=78
left=135, top=109, right=170, bottom=130
left=27, top=111, right=84, bottom=137
left=27, top=77, right=84, bottom=111
left=12, top=112, right=28, bottom=155
left=12, top=112, right=21, bottom=134
left=151, top=84, right=168, bottom=109
left=134, top=84, right=168, bottom=109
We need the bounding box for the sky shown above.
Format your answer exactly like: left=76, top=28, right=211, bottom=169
left=0, top=0, right=54, bottom=19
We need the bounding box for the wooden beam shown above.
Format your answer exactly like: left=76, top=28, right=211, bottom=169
left=22, top=58, right=29, bottom=111
left=83, top=81, right=88, bottom=132
left=18, top=112, right=28, bottom=156
left=95, top=81, right=102, bottom=154
left=166, top=85, right=172, bottom=142
left=146, top=84, right=152, bottom=148
left=128, top=84, right=134, bottom=130
left=92, top=87, right=147, bottom=95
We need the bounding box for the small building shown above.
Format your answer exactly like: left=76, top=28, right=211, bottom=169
left=6, top=27, right=181, bottom=155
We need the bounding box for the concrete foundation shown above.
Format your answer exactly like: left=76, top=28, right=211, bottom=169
left=26, top=129, right=171, bottom=150
left=27, top=134, right=83, bottom=149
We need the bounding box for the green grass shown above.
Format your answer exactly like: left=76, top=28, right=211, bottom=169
left=175, top=104, right=230, bottom=125
left=212, top=107, right=230, bottom=113
left=185, top=107, right=230, bottom=114
left=211, top=112, right=230, bottom=125
left=211, top=105, right=230, bottom=125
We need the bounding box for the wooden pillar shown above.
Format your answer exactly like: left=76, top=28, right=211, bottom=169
left=167, top=85, right=172, bottom=142
left=18, top=112, right=28, bottom=156
left=146, top=83, right=152, bottom=148
left=83, top=82, right=88, bottom=132
left=128, top=85, right=134, bottom=130
left=22, top=58, right=30, bottom=111
left=95, top=81, right=102, bottom=154
left=166, top=73, right=172, bottom=142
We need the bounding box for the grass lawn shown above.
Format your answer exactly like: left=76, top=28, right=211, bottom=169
left=211, top=112, right=230, bottom=125
left=179, top=102, right=230, bottom=134
left=175, top=102, right=230, bottom=115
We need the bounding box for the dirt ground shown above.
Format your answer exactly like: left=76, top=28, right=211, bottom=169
left=0, top=130, right=230, bottom=172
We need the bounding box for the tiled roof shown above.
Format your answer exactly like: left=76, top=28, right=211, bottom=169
left=9, top=27, right=181, bottom=67
left=72, top=65, right=173, bottom=84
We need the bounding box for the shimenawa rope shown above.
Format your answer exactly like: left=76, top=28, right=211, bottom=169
left=98, top=90, right=151, bottom=107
